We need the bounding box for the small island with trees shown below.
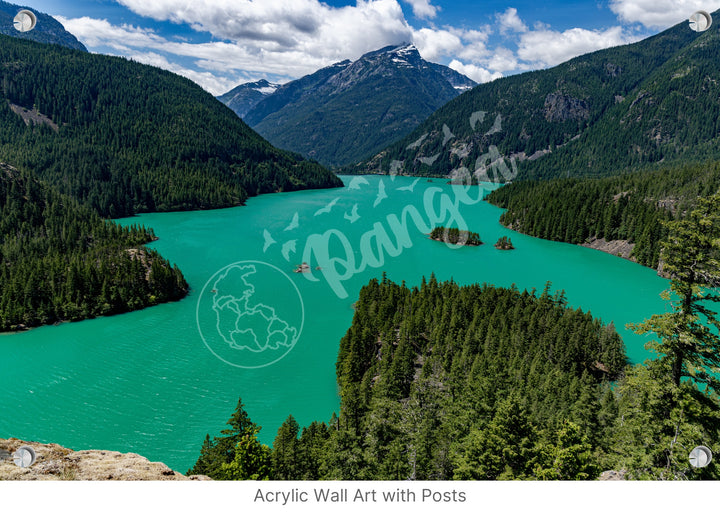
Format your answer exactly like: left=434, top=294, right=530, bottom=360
left=494, top=236, right=515, bottom=250
left=429, top=226, right=482, bottom=246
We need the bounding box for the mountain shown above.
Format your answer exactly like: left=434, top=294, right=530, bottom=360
left=0, top=34, right=341, bottom=218
left=216, top=79, right=280, bottom=118
left=221, top=44, right=476, bottom=166
left=241, top=60, right=351, bottom=126
left=0, top=0, right=86, bottom=51
left=346, top=15, right=716, bottom=180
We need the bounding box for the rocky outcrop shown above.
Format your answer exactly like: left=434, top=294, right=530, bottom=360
left=544, top=92, right=590, bottom=122
left=9, top=103, right=59, bottom=132
left=582, top=237, right=635, bottom=261
left=0, top=438, right=209, bottom=481
left=599, top=469, right=627, bottom=480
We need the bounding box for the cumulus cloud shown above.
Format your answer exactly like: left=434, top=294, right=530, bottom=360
left=402, top=0, right=439, bottom=19
left=485, top=47, right=519, bottom=73
left=126, top=51, right=245, bottom=94
left=412, top=27, right=463, bottom=60
left=448, top=60, right=502, bottom=83
left=54, top=0, right=653, bottom=96
left=517, top=26, right=638, bottom=68
left=55, top=2, right=416, bottom=94
left=114, top=0, right=412, bottom=61
left=609, top=0, right=720, bottom=29
left=497, top=7, right=528, bottom=34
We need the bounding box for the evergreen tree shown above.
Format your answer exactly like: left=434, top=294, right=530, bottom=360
left=629, top=193, right=720, bottom=389
left=221, top=429, right=273, bottom=480
left=453, top=398, right=538, bottom=480
left=609, top=193, right=720, bottom=479
left=186, top=397, right=264, bottom=479
left=534, top=421, right=599, bottom=480
left=272, top=415, right=300, bottom=480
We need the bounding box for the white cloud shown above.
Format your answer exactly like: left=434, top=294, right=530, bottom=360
left=56, top=7, right=413, bottom=94
left=412, top=27, right=463, bottom=61
left=114, top=0, right=412, bottom=61
left=411, top=26, right=493, bottom=63
left=497, top=7, right=528, bottom=34
left=54, top=0, right=654, bottom=96
left=448, top=60, right=502, bottom=83
left=610, top=0, right=720, bottom=29
left=126, top=51, right=244, bottom=94
left=402, top=0, right=439, bottom=19
left=517, top=26, right=638, bottom=68
left=485, top=47, right=519, bottom=73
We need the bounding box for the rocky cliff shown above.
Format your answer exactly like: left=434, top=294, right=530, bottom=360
left=0, top=438, right=209, bottom=481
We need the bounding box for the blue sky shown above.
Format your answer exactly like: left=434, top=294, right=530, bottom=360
left=19, top=0, right=720, bottom=94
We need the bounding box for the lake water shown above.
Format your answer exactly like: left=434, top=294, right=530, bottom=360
left=0, top=175, right=669, bottom=472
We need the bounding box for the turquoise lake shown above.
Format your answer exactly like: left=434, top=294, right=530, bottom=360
left=0, top=175, right=670, bottom=472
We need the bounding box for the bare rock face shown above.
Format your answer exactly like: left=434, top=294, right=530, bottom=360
left=544, top=92, right=590, bottom=122
left=599, top=470, right=627, bottom=480
left=582, top=237, right=635, bottom=261
left=0, top=438, right=209, bottom=481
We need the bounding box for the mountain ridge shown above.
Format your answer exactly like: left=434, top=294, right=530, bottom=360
left=220, top=44, right=476, bottom=166
left=0, top=0, right=86, bottom=51
left=345, top=16, right=715, bottom=181
left=216, top=79, right=281, bottom=118
left=0, top=34, right=341, bottom=219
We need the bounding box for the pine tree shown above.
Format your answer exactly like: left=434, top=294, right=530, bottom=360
left=533, top=421, right=599, bottom=480
left=612, top=193, right=720, bottom=479
left=453, top=397, right=539, bottom=480
left=629, top=193, right=720, bottom=389
left=272, top=415, right=300, bottom=480
left=221, top=429, right=273, bottom=480
left=186, top=397, right=263, bottom=479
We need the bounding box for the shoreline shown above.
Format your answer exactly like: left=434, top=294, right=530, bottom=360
left=500, top=220, right=664, bottom=275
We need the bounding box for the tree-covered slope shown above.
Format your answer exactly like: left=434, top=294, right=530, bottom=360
left=232, top=44, right=475, bottom=167
left=190, top=276, right=626, bottom=480
left=486, top=159, right=720, bottom=269
left=0, top=163, right=187, bottom=331
left=0, top=0, right=86, bottom=51
left=346, top=14, right=715, bottom=180
left=0, top=34, right=341, bottom=218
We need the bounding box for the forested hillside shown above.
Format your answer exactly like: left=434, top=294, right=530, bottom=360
left=0, top=163, right=187, bottom=331
left=346, top=13, right=717, bottom=181
left=486, top=160, right=720, bottom=269
left=190, top=277, right=626, bottom=480
left=0, top=34, right=341, bottom=218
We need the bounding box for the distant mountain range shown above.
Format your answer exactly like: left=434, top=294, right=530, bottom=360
left=0, top=0, right=86, bottom=51
left=216, top=79, right=280, bottom=118
left=219, top=44, right=476, bottom=167
left=347, top=13, right=720, bottom=181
